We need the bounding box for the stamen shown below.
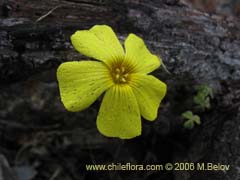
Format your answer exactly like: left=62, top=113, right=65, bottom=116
left=121, top=67, right=125, bottom=73
left=115, top=74, right=120, bottom=80
left=111, top=64, right=132, bottom=84
left=121, top=77, right=127, bottom=83
left=115, top=68, right=121, bottom=73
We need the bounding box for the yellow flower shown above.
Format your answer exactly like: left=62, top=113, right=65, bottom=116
left=57, top=25, right=167, bottom=139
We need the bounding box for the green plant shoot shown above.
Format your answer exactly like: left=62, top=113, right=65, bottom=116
left=194, top=85, right=213, bottom=110
left=182, top=111, right=201, bottom=129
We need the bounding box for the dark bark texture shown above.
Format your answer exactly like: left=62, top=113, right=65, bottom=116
left=0, top=0, right=240, bottom=180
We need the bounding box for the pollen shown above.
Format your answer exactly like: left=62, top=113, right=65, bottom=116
left=111, top=65, right=131, bottom=84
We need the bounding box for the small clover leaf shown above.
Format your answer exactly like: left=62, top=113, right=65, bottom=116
left=182, top=110, right=193, bottom=119
left=183, top=120, right=194, bottom=129
left=194, top=85, right=213, bottom=110
left=192, top=114, right=201, bottom=125
left=195, top=85, right=213, bottom=98
left=182, top=111, right=201, bottom=129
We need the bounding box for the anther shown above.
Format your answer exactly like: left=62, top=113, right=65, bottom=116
left=121, top=77, right=127, bottom=83
left=115, top=74, right=120, bottom=80
left=115, top=68, right=121, bottom=73
left=111, top=65, right=129, bottom=84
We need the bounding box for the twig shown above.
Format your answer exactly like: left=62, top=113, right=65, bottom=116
left=35, top=5, right=62, bottom=23
left=161, top=59, right=171, bottom=74
left=49, top=167, right=62, bottom=180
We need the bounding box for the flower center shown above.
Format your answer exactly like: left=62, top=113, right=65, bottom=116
left=111, top=66, right=130, bottom=84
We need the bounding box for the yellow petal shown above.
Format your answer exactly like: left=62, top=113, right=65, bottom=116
left=71, top=25, right=124, bottom=67
left=130, top=74, right=167, bottom=121
left=57, top=61, right=113, bottom=112
left=124, top=34, right=161, bottom=74
left=97, top=85, right=141, bottom=139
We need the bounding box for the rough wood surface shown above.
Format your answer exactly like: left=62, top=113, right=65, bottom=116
left=0, top=0, right=240, bottom=180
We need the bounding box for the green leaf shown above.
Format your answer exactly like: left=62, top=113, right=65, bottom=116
left=184, top=120, right=194, bottom=129
left=204, top=97, right=211, bottom=109
left=182, top=111, right=201, bottom=129
left=181, top=111, right=193, bottom=119
left=193, top=84, right=213, bottom=110
left=192, top=115, right=201, bottom=125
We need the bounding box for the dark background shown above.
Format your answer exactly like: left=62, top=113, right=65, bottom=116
left=0, top=0, right=240, bottom=180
